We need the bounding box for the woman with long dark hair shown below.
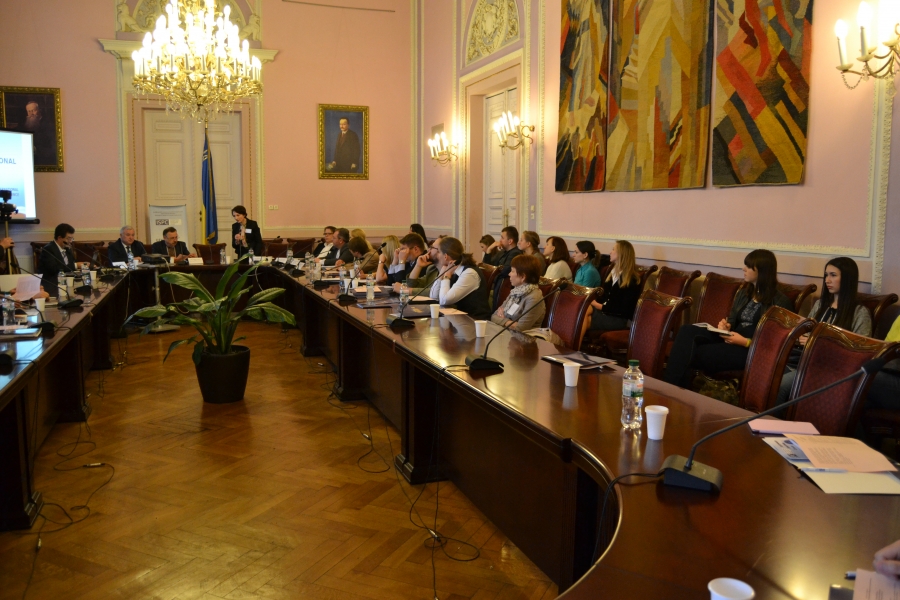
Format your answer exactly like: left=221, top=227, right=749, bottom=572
left=572, top=241, right=602, bottom=287
left=543, top=236, right=573, bottom=280
left=664, top=249, right=794, bottom=388
left=775, top=257, right=872, bottom=404
left=479, top=234, right=499, bottom=263
left=428, top=237, right=491, bottom=319
left=410, top=224, right=428, bottom=244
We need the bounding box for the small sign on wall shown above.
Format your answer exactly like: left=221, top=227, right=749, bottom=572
left=148, top=205, right=190, bottom=248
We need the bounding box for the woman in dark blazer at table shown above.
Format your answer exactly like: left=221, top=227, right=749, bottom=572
left=664, top=249, right=794, bottom=388
left=231, top=205, right=263, bottom=259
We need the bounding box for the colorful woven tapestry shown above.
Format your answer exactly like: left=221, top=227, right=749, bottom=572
left=712, top=0, right=813, bottom=186
left=556, top=0, right=610, bottom=192
left=606, top=0, right=713, bottom=191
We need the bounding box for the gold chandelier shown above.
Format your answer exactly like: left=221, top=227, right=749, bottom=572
left=131, top=0, right=261, bottom=122
left=835, top=0, right=900, bottom=88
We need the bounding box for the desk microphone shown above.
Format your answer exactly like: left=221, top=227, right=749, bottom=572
left=659, top=357, right=887, bottom=493
left=465, top=282, right=568, bottom=371
left=386, top=262, right=455, bottom=330
left=70, top=245, right=123, bottom=282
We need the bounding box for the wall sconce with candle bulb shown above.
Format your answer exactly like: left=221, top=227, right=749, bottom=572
left=493, top=111, right=534, bottom=151
left=835, top=0, right=900, bottom=88
left=427, top=129, right=458, bottom=167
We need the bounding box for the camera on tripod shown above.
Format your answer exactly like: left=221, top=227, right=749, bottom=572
left=0, top=190, right=17, bottom=220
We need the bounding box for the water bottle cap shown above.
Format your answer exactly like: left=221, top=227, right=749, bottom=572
left=628, top=359, right=639, bottom=367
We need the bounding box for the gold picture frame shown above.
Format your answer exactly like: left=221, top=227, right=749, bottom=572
left=318, top=104, right=368, bottom=180
left=0, top=86, right=64, bottom=172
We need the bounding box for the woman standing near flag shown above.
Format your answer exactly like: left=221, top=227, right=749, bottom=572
left=231, top=205, right=263, bottom=258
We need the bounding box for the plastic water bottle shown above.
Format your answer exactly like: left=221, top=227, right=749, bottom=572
left=399, top=281, right=409, bottom=304
left=248, top=248, right=255, bottom=264
left=1, top=298, right=11, bottom=326
left=339, top=267, right=347, bottom=292
left=621, top=359, right=645, bottom=431
left=126, top=247, right=135, bottom=271
left=57, top=272, right=67, bottom=300
left=354, top=258, right=361, bottom=277
left=286, top=248, right=293, bottom=266
left=366, top=308, right=375, bottom=325
left=366, top=273, right=375, bottom=303
left=219, top=247, right=226, bottom=264
left=81, top=263, right=91, bottom=288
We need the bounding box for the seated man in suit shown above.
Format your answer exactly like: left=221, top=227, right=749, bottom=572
left=313, top=226, right=337, bottom=260
left=108, top=225, right=147, bottom=264
left=377, top=233, right=426, bottom=285
left=321, top=228, right=353, bottom=267
left=39, top=223, right=79, bottom=297
left=151, top=227, right=196, bottom=263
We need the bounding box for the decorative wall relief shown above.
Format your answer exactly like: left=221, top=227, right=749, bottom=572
left=606, top=0, right=713, bottom=191
left=131, top=0, right=248, bottom=33
left=466, top=0, right=520, bottom=65
left=712, top=0, right=813, bottom=186
left=556, top=0, right=610, bottom=192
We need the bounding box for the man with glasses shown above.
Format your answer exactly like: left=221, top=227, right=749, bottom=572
left=403, top=234, right=445, bottom=293
left=39, top=223, right=80, bottom=297
left=313, top=226, right=337, bottom=261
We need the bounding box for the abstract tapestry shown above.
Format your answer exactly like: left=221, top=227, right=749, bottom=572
left=712, top=0, right=813, bottom=186
left=606, top=0, right=713, bottom=191
left=556, top=0, right=610, bottom=192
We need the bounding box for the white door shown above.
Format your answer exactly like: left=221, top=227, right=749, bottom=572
left=142, top=112, right=244, bottom=248
left=483, top=88, right=518, bottom=240
left=143, top=111, right=197, bottom=248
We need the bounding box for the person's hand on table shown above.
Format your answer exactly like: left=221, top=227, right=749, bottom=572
left=334, top=260, right=345, bottom=267
left=392, top=282, right=402, bottom=293
left=875, top=539, right=900, bottom=578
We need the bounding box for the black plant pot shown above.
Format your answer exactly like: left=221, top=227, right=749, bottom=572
left=194, top=345, right=250, bottom=403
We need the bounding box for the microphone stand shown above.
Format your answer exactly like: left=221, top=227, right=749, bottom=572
left=659, top=358, right=887, bottom=493
left=386, top=262, right=455, bottom=330
left=465, top=282, right=567, bottom=371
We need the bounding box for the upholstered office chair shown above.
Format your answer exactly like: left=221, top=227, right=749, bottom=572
left=546, top=282, right=600, bottom=350
left=695, top=272, right=746, bottom=326
left=860, top=303, right=900, bottom=449
left=777, top=282, right=818, bottom=313
left=494, top=276, right=512, bottom=311
left=626, top=290, right=692, bottom=379
left=538, top=277, right=560, bottom=328
left=739, top=307, right=814, bottom=413
left=654, top=266, right=701, bottom=298
left=580, top=265, right=658, bottom=359
left=477, top=263, right=499, bottom=291
left=858, top=292, right=900, bottom=329
left=193, top=243, right=227, bottom=265
left=287, top=237, right=316, bottom=256
left=787, top=322, right=900, bottom=436
left=265, top=242, right=290, bottom=258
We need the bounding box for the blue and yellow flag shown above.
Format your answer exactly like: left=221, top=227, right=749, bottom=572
left=201, top=130, right=218, bottom=243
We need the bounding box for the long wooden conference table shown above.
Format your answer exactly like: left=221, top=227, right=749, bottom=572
left=4, top=263, right=898, bottom=598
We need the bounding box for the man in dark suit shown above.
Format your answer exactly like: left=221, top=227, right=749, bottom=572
left=329, top=118, right=360, bottom=173
left=321, top=228, right=353, bottom=266
left=39, top=223, right=78, bottom=297
left=151, top=227, right=195, bottom=262
left=108, top=226, right=147, bottom=264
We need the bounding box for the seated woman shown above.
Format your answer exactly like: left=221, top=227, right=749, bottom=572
left=490, top=254, right=546, bottom=332
left=543, top=236, right=573, bottom=281
left=776, top=257, right=872, bottom=405
left=572, top=241, right=602, bottom=288
left=347, top=237, right=378, bottom=274
left=664, top=249, right=794, bottom=388
left=517, top=230, right=547, bottom=275
left=374, top=235, right=400, bottom=284
left=480, top=234, right=499, bottom=264
left=428, top=237, right=491, bottom=320
left=587, top=240, right=643, bottom=333
left=410, top=223, right=428, bottom=244
left=351, top=228, right=374, bottom=251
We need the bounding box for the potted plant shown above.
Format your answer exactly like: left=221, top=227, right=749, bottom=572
left=130, top=259, right=296, bottom=403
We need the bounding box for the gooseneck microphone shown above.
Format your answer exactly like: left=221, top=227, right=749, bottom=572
left=659, top=357, right=887, bottom=493
left=465, top=282, right=568, bottom=371
left=386, top=262, right=455, bottom=330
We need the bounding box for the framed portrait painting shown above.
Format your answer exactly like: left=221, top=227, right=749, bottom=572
left=0, top=86, right=64, bottom=172
left=318, top=104, right=368, bottom=180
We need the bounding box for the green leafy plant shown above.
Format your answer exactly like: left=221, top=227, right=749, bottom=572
left=130, top=259, right=296, bottom=365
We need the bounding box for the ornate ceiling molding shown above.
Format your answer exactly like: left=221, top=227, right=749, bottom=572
left=465, top=0, right=520, bottom=66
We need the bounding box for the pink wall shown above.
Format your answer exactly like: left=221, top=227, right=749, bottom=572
left=261, top=0, right=413, bottom=234
left=0, top=1, right=122, bottom=237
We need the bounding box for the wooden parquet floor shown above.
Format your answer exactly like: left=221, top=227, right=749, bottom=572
left=0, top=323, right=557, bottom=600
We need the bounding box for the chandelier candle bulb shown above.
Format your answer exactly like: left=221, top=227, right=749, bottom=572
left=858, top=1, right=874, bottom=56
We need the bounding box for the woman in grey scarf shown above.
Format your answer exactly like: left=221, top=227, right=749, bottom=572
left=491, top=254, right=546, bottom=332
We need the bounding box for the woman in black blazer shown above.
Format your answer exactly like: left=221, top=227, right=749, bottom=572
left=231, top=205, right=263, bottom=258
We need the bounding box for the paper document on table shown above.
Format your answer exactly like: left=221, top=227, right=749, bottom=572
left=438, top=308, right=466, bottom=315
left=805, top=471, right=900, bottom=495
left=762, top=437, right=810, bottom=462
left=853, top=569, right=900, bottom=598
left=12, top=276, right=41, bottom=301
left=749, top=419, right=819, bottom=435
left=786, top=435, right=897, bottom=472
left=693, top=322, right=732, bottom=335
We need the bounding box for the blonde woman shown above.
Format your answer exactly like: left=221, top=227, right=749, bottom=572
left=350, top=228, right=374, bottom=251
left=375, top=235, right=400, bottom=284
left=587, top=240, right=643, bottom=333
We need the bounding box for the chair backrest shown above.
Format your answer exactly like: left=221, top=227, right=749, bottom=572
left=287, top=237, right=316, bottom=256
left=777, top=282, right=818, bottom=313
left=654, top=266, right=701, bottom=298
left=626, top=290, right=693, bottom=379
left=72, top=241, right=103, bottom=266
left=495, top=276, right=512, bottom=310
left=477, top=262, right=499, bottom=292
left=635, top=264, right=658, bottom=289
left=546, top=282, right=601, bottom=350
left=788, top=323, right=900, bottom=435
left=858, top=292, right=900, bottom=330
left=739, top=306, right=814, bottom=413
left=30, top=242, right=48, bottom=271
left=874, top=303, right=900, bottom=340
left=538, top=277, right=560, bottom=327
left=696, top=272, right=745, bottom=325
left=265, top=241, right=290, bottom=258
left=193, top=243, right=227, bottom=264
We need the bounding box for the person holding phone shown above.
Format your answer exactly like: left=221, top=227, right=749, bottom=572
left=663, top=249, right=793, bottom=388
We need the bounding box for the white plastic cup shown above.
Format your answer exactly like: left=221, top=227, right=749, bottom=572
left=90, top=271, right=98, bottom=287
left=645, top=406, right=669, bottom=441
left=474, top=320, right=487, bottom=337
left=225, top=256, right=233, bottom=265
left=34, top=297, right=45, bottom=312
left=708, top=578, right=755, bottom=600
left=563, top=362, right=580, bottom=387
left=430, top=304, right=440, bottom=318
left=65, top=276, right=74, bottom=290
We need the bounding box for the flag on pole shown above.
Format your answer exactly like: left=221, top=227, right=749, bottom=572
left=201, top=130, right=218, bottom=243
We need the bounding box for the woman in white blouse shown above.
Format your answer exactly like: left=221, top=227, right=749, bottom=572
left=428, top=237, right=492, bottom=320
left=543, top=236, right=573, bottom=281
